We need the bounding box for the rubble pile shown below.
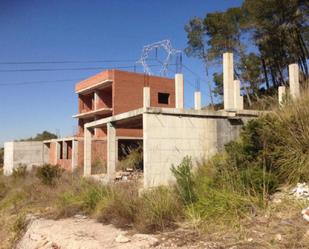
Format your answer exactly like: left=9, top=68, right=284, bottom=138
left=289, top=183, right=309, bottom=222
left=290, top=183, right=309, bottom=200
left=115, top=168, right=143, bottom=182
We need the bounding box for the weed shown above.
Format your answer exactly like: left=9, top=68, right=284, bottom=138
left=36, top=164, right=63, bottom=186
left=137, top=186, right=182, bottom=232
left=12, top=164, right=27, bottom=179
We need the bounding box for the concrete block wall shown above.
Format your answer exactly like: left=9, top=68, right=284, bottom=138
left=143, top=113, right=249, bottom=188
left=4, top=141, right=48, bottom=176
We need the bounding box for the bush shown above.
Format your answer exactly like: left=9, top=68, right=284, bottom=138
left=171, top=157, right=197, bottom=205
left=96, top=183, right=139, bottom=227
left=137, top=186, right=182, bottom=232
left=57, top=179, right=107, bottom=217
left=117, top=146, right=143, bottom=171
left=12, top=164, right=27, bottom=179
left=36, top=164, right=63, bottom=186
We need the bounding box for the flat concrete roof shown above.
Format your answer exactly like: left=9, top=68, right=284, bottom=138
left=76, top=79, right=112, bottom=95
left=73, top=107, right=113, bottom=119
left=43, top=137, right=82, bottom=143
left=85, top=107, right=262, bottom=129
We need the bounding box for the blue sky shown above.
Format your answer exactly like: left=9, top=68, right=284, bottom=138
left=0, top=0, right=243, bottom=146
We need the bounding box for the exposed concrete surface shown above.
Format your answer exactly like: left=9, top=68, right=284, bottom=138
left=175, top=74, right=184, bottom=109
left=278, top=86, right=286, bottom=105
left=289, top=63, right=300, bottom=99
left=3, top=141, right=47, bottom=176
left=194, top=91, right=201, bottom=110
left=223, top=52, right=234, bottom=110
left=143, top=113, right=251, bottom=188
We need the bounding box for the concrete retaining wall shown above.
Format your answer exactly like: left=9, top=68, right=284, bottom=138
left=4, top=141, right=48, bottom=176
left=143, top=113, right=250, bottom=188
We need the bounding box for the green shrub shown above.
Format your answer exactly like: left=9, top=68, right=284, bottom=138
left=117, top=146, right=143, bottom=171
left=36, top=164, right=63, bottom=186
left=57, top=179, right=107, bottom=217
left=171, top=156, right=197, bottom=205
left=137, top=186, right=182, bottom=232
left=95, top=183, right=139, bottom=227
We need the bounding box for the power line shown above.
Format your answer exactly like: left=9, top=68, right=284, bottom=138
left=0, top=59, right=138, bottom=65
left=0, top=78, right=83, bottom=86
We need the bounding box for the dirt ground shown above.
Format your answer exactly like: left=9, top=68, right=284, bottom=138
left=15, top=200, right=309, bottom=249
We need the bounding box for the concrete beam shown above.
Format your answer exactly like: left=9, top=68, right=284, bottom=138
left=107, top=122, right=117, bottom=181
left=223, top=53, right=234, bottom=110
left=84, top=128, right=92, bottom=176
left=175, top=73, right=184, bottom=109
left=194, top=91, right=201, bottom=110
left=278, top=86, right=286, bottom=106
left=143, top=87, right=150, bottom=108
left=289, top=63, right=300, bottom=99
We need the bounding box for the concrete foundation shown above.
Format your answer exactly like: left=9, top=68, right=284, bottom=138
left=4, top=141, right=48, bottom=176
left=289, top=63, right=300, bottom=99
left=223, top=53, right=234, bottom=110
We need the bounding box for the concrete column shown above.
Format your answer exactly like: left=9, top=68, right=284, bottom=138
left=84, top=128, right=92, bottom=176
left=289, top=63, right=300, bottom=99
left=175, top=73, right=184, bottom=109
left=143, top=87, right=150, bottom=108
left=278, top=86, right=286, bottom=106
left=72, top=140, right=79, bottom=172
left=233, top=80, right=243, bottom=110
left=56, top=142, right=61, bottom=160
left=223, top=53, right=234, bottom=110
left=62, top=141, right=68, bottom=160
left=94, top=90, right=99, bottom=110
left=107, top=122, right=117, bottom=181
left=194, top=91, right=201, bottom=110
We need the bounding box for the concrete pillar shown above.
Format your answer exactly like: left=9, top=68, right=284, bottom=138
left=84, top=128, right=92, bottom=176
left=62, top=141, right=68, bottom=160
left=278, top=86, right=286, bottom=106
left=72, top=140, right=79, bottom=172
left=175, top=73, right=184, bottom=109
left=143, top=87, right=150, bottom=108
left=94, top=90, right=99, bottom=110
left=194, top=91, right=201, bottom=110
left=289, top=63, right=300, bottom=99
left=223, top=53, right=234, bottom=110
left=107, top=122, right=117, bottom=181
left=233, top=80, right=243, bottom=110
left=56, top=142, right=61, bottom=160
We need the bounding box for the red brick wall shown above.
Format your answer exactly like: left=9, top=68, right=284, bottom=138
left=112, top=70, right=175, bottom=115
left=96, top=88, right=112, bottom=109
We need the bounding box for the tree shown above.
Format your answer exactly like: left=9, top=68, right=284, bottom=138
left=20, top=131, right=57, bottom=142
left=185, top=0, right=309, bottom=102
left=212, top=72, right=223, bottom=98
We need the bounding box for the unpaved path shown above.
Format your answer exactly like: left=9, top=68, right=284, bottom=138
left=16, top=216, right=159, bottom=249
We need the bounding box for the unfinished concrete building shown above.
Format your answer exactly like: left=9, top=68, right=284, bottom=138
left=4, top=53, right=270, bottom=188
left=42, top=70, right=176, bottom=174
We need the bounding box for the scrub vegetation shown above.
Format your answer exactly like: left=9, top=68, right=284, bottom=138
left=2, top=93, right=309, bottom=248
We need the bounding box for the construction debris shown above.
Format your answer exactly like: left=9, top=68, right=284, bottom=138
left=290, top=183, right=309, bottom=200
